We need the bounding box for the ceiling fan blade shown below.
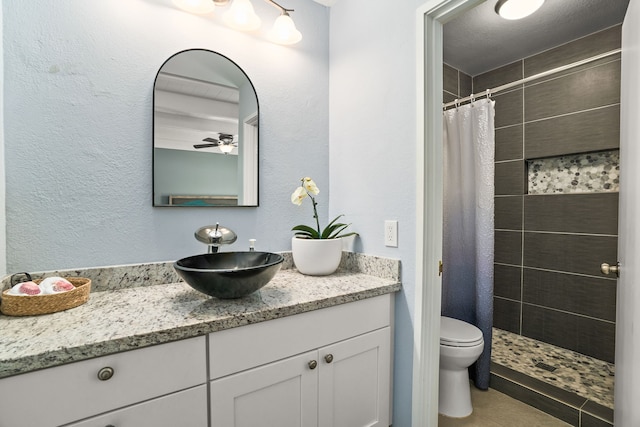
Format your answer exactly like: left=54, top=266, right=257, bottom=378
left=202, top=137, right=220, bottom=143
left=193, top=143, right=218, bottom=149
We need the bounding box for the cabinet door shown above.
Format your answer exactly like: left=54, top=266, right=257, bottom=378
left=318, top=327, right=391, bottom=427
left=210, top=350, right=318, bottom=427
left=66, top=385, right=207, bottom=427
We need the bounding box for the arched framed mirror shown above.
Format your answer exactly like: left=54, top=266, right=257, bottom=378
left=153, top=49, right=259, bottom=207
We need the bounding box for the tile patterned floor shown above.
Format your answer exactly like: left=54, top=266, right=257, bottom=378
left=491, top=328, right=615, bottom=409
left=438, top=386, right=571, bottom=426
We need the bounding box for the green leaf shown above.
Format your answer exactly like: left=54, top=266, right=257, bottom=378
left=292, top=225, right=320, bottom=239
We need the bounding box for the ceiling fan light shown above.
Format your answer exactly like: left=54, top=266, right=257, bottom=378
left=495, top=0, right=544, bottom=20
left=267, top=13, right=302, bottom=45
left=219, top=144, right=235, bottom=154
left=173, top=0, right=216, bottom=15
left=223, top=0, right=261, bottom=31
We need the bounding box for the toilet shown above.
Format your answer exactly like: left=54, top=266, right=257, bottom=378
left=438, top=316, right=484, bottom=418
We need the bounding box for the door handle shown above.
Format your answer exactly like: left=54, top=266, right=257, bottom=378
left=601, top=262, right=620, bottom=277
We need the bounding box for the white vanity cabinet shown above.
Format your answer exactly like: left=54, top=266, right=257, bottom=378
left=0, top=336, right=207, bottom=427
left=208, top=294, right=393, bottom=427
left=65, top=385, right=208, bottom=427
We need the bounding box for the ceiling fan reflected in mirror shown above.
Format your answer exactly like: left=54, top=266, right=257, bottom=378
left=193, top=133, right=238, bottom=154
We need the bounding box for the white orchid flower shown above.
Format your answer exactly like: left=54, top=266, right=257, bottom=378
left=290, top=176, right=357, bottom=240
left=302, top=177, right=319, bottom=195
left=291, top=186, right=307, bottom=205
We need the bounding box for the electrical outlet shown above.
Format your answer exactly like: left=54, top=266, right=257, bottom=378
left=384, top=220, right=398, bottom=247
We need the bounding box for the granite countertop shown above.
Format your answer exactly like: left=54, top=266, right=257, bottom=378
left=0, top=253, right=401, bottom=379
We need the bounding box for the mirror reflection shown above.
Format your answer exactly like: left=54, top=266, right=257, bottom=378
left=153, top=49, right=259, bottom=207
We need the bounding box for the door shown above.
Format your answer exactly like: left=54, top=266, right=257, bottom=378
left=318, top=328, right=391, bottom=427
left=614, top=1, right=640, bottom=424
left=210, top=350, right=318, bottom=427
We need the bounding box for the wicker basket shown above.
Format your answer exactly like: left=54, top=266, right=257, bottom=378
left=0, top=277, right=91, bottom=316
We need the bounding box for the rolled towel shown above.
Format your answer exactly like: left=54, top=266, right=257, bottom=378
left=39, top=277, right=75, bottom=295
left=7, top=281, right=42, bottom=296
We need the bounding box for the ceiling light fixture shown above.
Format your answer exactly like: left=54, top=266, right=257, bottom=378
left=173, top=0, right=302, bottom=45
left=219, top=143, right=235, bottom=154
left=495, top=0, right=545, bottom=20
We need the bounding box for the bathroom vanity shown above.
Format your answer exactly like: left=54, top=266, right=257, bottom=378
left=0, top=254, right=400, bottom=427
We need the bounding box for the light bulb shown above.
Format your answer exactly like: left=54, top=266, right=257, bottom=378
left=495, top=0, right=544, bottom=20
left=219, top=143, right=234, bottom=154
left=173, top=0, right=215, bottom=15
left=267, top=13, right=302, bottom=45
left=223, top=0, right=261, bottom=31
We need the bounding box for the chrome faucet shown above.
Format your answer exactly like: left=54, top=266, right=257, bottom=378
left=195, top=223, right=237, bottom=253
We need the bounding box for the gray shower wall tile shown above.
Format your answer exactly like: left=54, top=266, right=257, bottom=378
left=581, top=412, right=614, bottom=427
left=473, top=60, right=523, bottom=93
left=495, top=196, right=523, bottom=230
left=523, top=232, right=618, bottom=277
left=582, top=401, right=614, bottom=425
left=524, top=25, right=622, bottom=78
left=495, top=89, right=523, bottom=128
left=493, top=297, right=521, bottom=334
left=525, top=105, right=620, bottom=159
left=443, top=90, right=457, bottom=104
left=460, top=71, right=472, bottom=98
left=496, top=160, right=525, bottom=195
left=496, top=124, right=523, bottom=161
left=522, top=304, right=615, bottom=363
left=524, top=193, right=619, bottom=235
left=443, top=63, right=458, bottom=95
left=524, top=60, right=621, bottom=122
left=523, top=268, right=617, bottom=322
left=494, top=263, right=522, bottom=300
left=495, top=230, right=522, bottom=265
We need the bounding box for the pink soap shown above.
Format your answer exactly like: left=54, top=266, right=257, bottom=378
left=8, top=281, right=41, bottom=296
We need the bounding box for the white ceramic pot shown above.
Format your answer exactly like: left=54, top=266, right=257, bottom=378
left=291, top=237, right=343, bottom=276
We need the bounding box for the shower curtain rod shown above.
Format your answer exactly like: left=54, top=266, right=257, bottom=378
left=443, top=48, right=622, bottom=109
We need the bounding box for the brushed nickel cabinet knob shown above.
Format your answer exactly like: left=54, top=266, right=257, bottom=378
left=97, top=367, right=114, bottom=381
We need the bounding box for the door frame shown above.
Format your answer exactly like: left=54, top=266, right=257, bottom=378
left=414, top=1, right=634, bottom=426
left=413, top=1, right=485, bottom=425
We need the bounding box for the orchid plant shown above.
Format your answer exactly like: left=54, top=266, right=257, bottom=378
left=290, top=177, right=357, bottom=239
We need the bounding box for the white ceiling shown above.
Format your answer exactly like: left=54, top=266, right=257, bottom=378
left=443, top=0, right=630, bottom=76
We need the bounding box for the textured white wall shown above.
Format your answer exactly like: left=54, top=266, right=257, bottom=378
left=3, top=0, right=329, bottom=272
left=329, top=1, right=423, bottom=425
left=0, top=1, right=5, bottom=276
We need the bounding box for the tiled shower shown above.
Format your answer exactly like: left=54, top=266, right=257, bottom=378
left=444, top=25, right=620, bottom=426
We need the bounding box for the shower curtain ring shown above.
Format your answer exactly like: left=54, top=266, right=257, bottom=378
left=470, top=93, right=475, bottom=105
left=454, top=99, right=460, bottom=109
left=485, top=89, right=491, bottom=99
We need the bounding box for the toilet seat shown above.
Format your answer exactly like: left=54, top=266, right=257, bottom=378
left=440, top=316, right=484, bottom=347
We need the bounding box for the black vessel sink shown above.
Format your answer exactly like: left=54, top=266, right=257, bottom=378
left=174, top=252, right=284, bottom=299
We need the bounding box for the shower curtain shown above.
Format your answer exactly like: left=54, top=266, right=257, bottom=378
left=442, top=98, right=495, bottom=390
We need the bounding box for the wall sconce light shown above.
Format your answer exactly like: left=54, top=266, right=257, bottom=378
left=173, top=0, right=302, bottom=45
left=495, top=0, right=544, bottom=20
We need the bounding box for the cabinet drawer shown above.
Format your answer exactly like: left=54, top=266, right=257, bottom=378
left=0, top=336, right=206, bottom=427
left=209, top=294, right=392, bottom=379
left=66, top=385, right=207, bottom=427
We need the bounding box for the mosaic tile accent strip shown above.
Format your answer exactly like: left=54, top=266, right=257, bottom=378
left=492, top=328, right=614, bottom=409
left=528, top=150, right=619, bottom=194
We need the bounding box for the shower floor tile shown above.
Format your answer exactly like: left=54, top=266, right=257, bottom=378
left=491, top=328, right=614, bottom=409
